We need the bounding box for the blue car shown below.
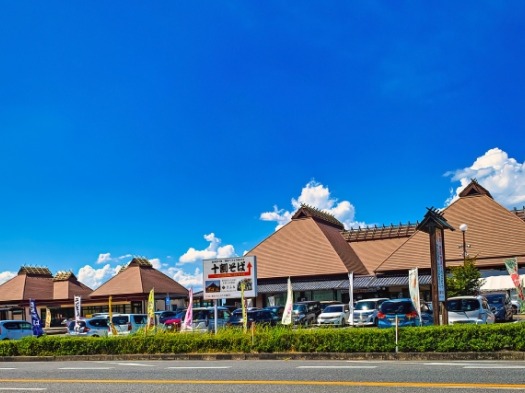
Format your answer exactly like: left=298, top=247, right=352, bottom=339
left=377, top=299, right=433, bottom=328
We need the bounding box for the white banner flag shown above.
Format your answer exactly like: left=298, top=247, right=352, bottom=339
left=281, top=277, right=293, bottom=325
left=408, top=267, right=422, bottom=325
left=348, top=272, right=354, bottom=326
left=74, top=296, right=82, bottom=331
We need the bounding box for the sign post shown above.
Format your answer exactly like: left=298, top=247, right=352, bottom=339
left=203, top=256, right=257, bottom=333
left=417, top=207, right=454, bottom=326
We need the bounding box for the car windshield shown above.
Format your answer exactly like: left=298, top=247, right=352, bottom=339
left=293, top=305, right=307, bottom=313
left=380, top=302, right=414, bottom=315
left=192, top=310, right=210, bottom=320
left=323, top=305, right=344, bottom=313
left=175, top=312, right=186, bottom=319
left=355, top=301, right=377, bottom=311
left=446, top=299, right=480, bottom=312
left=485, top=295, right=505, bottom=305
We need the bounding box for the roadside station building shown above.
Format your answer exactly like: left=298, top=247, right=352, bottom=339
left=247, top=180, right=525, bottom=307
left=0, top=258, right=188, bottom=325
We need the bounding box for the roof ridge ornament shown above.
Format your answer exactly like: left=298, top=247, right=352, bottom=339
left=291, top=203, right=344, bottom=229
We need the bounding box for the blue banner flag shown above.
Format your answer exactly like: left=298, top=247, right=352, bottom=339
left=29, top=299, right=45, bottom=337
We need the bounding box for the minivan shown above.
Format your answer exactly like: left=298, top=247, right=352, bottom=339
left=352, top=298, right=390, bottom=326
left=67, top=318, right=108, bottom=337
left=377, top=299, right=433, bottom=328
left=186, top=307, right=231, bottom=332
left=107, top=314, right=148, bottom=336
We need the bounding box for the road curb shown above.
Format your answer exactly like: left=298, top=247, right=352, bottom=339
left=1, top=351, right=524, bottom=362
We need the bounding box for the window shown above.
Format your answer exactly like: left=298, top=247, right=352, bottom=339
left=133, top=315, right=147, bottom=324
left=112, top=316, right=129, bottom=325
left=380, top=302, right=415, bottom=315
left=3, top=322, right=18, bottom=330
left=90, top=319, right=108, bottom=328
left=19, top=323, right=32, bottom=329
left=446, top=299, right=480, bottom=312
left=323, top=306, right=344, bottom=313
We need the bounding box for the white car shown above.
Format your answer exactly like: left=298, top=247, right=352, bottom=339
left=351, top=298, right=390, bottom=326
left=317, top=304, right=350, bottom=327
left=446, top=296, right=495, bottom=325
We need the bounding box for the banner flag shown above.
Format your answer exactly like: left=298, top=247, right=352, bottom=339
left=147, top=288, right=155, bottom=329
left=74, top=295, right=82, bottom=332
left=29, top=299, right=44, bottom=337
left=182, top=287, right=193, bottom=332
left=505, top=258, right=525, bottom=300
left=241, top=281, right=247, bottom=333
left=281, top=277, right=293, bottom=325
left=108, top=296, right=117, bottom=335
left=408, top=267, right=422, bottom=325
left=45, top=308, right=51, bottom=329
left=348, top=272, right=354, bottom=326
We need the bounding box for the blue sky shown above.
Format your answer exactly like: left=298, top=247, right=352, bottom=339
left=1, top=1, right=524, bottom=289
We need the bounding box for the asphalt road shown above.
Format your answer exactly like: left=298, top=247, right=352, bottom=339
left=1, top=359, right=525, bottom=392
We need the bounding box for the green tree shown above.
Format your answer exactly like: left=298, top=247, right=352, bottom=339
left=446, top=257, right=485, bottom=297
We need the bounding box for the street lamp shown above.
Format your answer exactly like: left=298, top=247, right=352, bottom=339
left=459, top=223, right=469, bottom=263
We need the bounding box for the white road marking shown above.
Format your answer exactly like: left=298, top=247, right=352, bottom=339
left=0, top=389, right=46, bottom=391
left=116, top=363, right=154, bottom=367
left=0, top=368, right=17, bottom=370
left=167, top=366, right=231, bottom=369
left=58, top=367, right=114, bottom=370
left=297, top=366, right=377, bottom=369
left=464, top=366, right=525, bottom=369
left=424, top=363, right=498, bottom=366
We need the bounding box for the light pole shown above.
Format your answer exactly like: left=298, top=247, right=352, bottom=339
left=459, top=223, right=468, bottom=263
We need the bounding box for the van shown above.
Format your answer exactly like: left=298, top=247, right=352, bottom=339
left=187, top=307, right=231, bottom=332
left=107, top=314, right=148, bottom=336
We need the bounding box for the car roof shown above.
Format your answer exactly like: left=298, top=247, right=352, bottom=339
left=382, top=298, right=412, bottom=303
left=356, top=298, right=389, bottom=302
left=0, top=320, right=29, bottom=323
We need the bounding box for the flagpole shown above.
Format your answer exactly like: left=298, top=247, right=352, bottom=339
left=348, top=272, right=354, bottom=327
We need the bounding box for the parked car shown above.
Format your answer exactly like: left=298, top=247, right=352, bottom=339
left=377, top=299, right=433, bottom=328
left=292, top=301, right=321, bottom=326
left=107, top=314, right=148, bottom=336
left=164, top=310, right=187, bottom=331
left=319, top=301, right=342, bottom=311
left=445, top=296, right=495, bottom=325
left=351, top=298, right=390, bottom=326
left=0, top=320, right=34, bottom=340
left=226, top=309, right=280, bottom=327
left=67, top=318, right=108, bottom=337
left=264, top=306, right=285, bottom=318
left=511, top=300, right=521, bottom=315
left=484, top=292, right=513, bottom=322
left=155, top=310, right=180, bottom=324
left=317, top=304, right=350, bottom=327
left=186, top=307, right=231, bottom=332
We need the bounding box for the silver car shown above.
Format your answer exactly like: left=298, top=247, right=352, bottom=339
left=67, top=318, right=109, bottom=337
left=351, top=298, right=390, bottom=326
left=446, top=296, right=495, bottom=325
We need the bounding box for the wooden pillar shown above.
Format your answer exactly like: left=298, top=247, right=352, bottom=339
left=428, top=223, right=440, bottom=325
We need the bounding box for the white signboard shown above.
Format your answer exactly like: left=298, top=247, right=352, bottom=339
left=435, top=231, right=446, bottom=302
left=203, top=256, right=257, bottom=300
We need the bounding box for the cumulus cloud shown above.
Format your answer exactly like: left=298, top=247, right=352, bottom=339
left=178, top=233, right=237, bottom=266
left=96, top=253, right=132, bottom=264
left=260, top=180, right=366, bottom=230
left=164, top=266, right=203, bottom=290
left=0, top=271, right=16, bottom=285
left=445, top=148, right=525, bottom=207
left=77, top=264, right=120, bottom=289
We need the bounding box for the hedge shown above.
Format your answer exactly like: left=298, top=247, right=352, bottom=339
left=1, top=323, right=525, bottom=356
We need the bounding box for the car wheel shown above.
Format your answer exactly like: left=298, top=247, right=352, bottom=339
left=92, top=334, right=99, bottom=337
left=374, top=318, right=378, bottom=326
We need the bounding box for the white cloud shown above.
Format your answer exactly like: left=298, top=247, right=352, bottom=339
left=96, top=253, right=132, bottom=264
left=178, top=233, right=237, bottom=265
left=260, top=180, right=366, bottom=230
left=96, top=253, right=112, bottom=264
left=164, top=266, right=203, bottom=290
left=77, top=264, right=120, bottom=289
left=445, top=148, right=525, bottom=207
left=0, top=271, right=16, bottom=285
left=149, top=258, right=162, bottom=269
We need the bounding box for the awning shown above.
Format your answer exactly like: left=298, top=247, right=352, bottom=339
left=258, top=280, right=346, bottom=294
left=480, top=274, right=525, bottom=292
left=338, top=276, right=375, bottom=289
left=368, top=275, right=432, bottom=288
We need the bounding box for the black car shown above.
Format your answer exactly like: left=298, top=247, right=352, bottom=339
left=484, top=292, right=513, bottom=322
left=264, top=306, right=284, bottom=318
left=292, top=301, right=321, bottom=326
left=226, top=310, right=281, bottom=327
